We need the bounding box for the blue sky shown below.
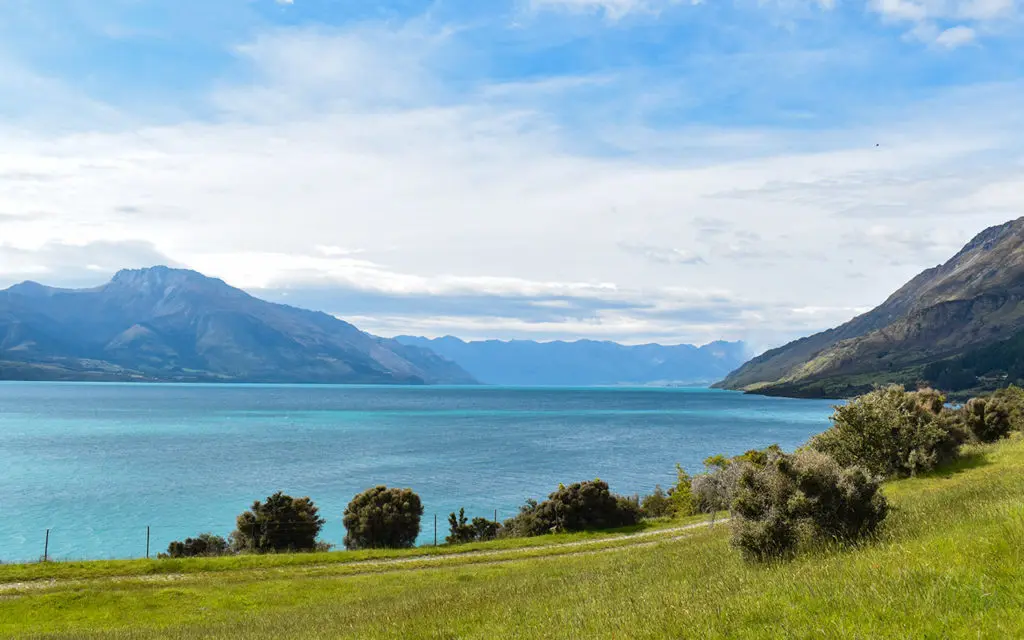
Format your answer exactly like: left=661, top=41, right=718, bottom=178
left=1, top=0, right=1023, bottom=351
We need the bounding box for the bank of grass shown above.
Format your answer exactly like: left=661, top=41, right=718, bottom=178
left=0, top=514, right=704, bottom=584
left=4, top=436, right=1024, bottom=639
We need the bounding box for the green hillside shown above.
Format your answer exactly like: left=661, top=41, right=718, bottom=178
left=4, top=436, right=1022, bottom=639
left=716, top=217, right=1024, bottom=398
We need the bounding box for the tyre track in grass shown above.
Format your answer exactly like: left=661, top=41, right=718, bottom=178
left=0, top=518, right=729, bottom=596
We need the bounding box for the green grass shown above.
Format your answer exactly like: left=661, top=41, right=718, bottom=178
left=4, top=437, right=1024, bottom=639
left=0, top=514, right=702, bottom=583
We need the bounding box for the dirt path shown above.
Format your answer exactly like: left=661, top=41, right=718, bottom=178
left=0, top=518, right=728, bottom=595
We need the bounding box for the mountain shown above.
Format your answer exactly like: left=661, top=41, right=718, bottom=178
left=0, top=266, right=476, bottom=385
left=715, top=217, right=1024, bottom=398
left=394, top=336, right=749, bottom=386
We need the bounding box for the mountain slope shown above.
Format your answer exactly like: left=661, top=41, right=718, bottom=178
left=0, top=266, right=476, bottom=385
left=715, top=217, right=1024, bottom=397
left=395, top=335, right=748, bottom=386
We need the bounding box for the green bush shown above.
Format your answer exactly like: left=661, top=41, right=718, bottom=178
left=162, top=533, right=229, bottom=559
left=810, top=385, right=964, bottom=477
left=730, top=449, right=887, bottom=562
left=501, top=479, right=639, bottom=537
left=470, top=517, right=500, bottom=542
left=787, top=450, right=888, bottom=543
left=446, top=509, right=501, bottom=545
left=991, top=385, right=1024, bottom=431
left=669, top=465, right=694, bottom=517
left=501, top=499, right=549, bottom=538
left=691, top=453, right=750, bottom=514
left=962, top=397, right=1013, bottom=443
left=548, top=479, right=639, bottom=531
left=447, top=508, right=473, bottom=544
left=232, top=492, right=325, bottom=553
left=343, top=486, right=424, bottom=550
left=640, top=485, right=673, bottom=519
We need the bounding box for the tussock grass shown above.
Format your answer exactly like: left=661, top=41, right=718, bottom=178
left=4, top=437, right=1023, bottom=639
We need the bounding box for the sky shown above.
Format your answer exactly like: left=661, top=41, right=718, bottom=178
left=1, top=0, right=1022, bottom=353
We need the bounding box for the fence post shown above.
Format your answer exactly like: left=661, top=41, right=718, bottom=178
left=433, top=514, right=437, bottom=546
left=146, top=526, right=151, bottom=559
left=494, top=509, right=497, bottom=525
left=43, top=528, right=49, bottom=563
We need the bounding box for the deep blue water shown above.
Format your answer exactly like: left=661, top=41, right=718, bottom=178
left=0, top=383, right=836, bottom=562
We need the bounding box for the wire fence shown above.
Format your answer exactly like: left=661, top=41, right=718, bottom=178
left=20, top=510, right=504, bottom=564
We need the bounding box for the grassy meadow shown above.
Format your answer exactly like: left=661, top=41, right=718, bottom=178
left=2, top=436, right=1022, bottom=638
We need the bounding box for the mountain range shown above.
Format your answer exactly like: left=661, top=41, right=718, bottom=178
left=715, top=217, right=1024, bottom=398
left=0, top=266, right=476, bottom=385
left=395, top=335, right=748, bottom=386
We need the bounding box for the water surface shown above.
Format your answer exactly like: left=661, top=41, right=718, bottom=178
left=0, top=383, right=835, bottom=561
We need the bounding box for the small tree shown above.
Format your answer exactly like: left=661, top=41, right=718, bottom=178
left=163, top=533, right=229, bottom=559
left=691, top=457, right=744, bottom=521
left=471, top=517, right=500, bottom=542
left=447, top=509, right=501, bottom=544
left=343, top=486, right=424, bottom=550
left=640, top=485, right=673, bottom=519
left=232, top=492, right=325, bottom=553
left=446, top=508, right=474, bottom=545
left=669, top=464, right=694, bottom=517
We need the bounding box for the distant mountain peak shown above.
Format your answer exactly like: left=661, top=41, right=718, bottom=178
left=110, top=265, right=211, bottom=285
left=5, top=281, right=58, bottom=297
left=0, top=267, right=476, bottom=385
left=105, top=266, right=240, bottom=300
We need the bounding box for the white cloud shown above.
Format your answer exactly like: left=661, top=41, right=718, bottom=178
left=935, top=25, right=977, bottom=47
left=1, top=21, right=1023, bottom=347
left=529, top=0, right=681, bottom=19
left=870, top=0, right=930, bottom=21
left=618, top=242, right=706, bottom=265
left=958, top=0, right=1015, bottom=20
left=869, top=0, right=1018, bottom=44
left=869, top=0, right=1018, bottom=21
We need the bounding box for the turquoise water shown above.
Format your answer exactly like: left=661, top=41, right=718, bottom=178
left=0, top=383, right=835, bottom=562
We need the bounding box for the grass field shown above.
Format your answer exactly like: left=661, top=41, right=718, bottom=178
left=3, top=436, right=1023, bottom=639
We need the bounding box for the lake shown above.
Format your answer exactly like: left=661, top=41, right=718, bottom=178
left=0, top=383, right=836, bottom=562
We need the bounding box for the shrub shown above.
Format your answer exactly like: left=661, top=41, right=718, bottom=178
left=810, top=385, right=963, bottom=477
left=962, top=397, right=1013, bottom=443
left=730, top=449, right=887, bottom=562
left=447, top=508, right=473, bottom=544
left=162, top=533, right=229, bottom=559
left=501, top=499, right=549, bottom=538
left=501, top=479, right=639, bottom=537
left=991, top=385, right=1024, bottom=431
left=640, top=485, right=673, bottom=519
left=730, top=452, right=799, bottom=562
left=343, top=486, right=423, bottom=550
left=232, top=492, right=325, bottom=553
left=691, top=455, right=746, bottom=515
left=668, top=465, right=694, bottom=517
left=787, top=450, right=888, bottom=543
left=548, top=479, right=639, bottom=531
left=470, top=517, right=501, bottom=542
left=446, top=509, right=499, bottom=545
